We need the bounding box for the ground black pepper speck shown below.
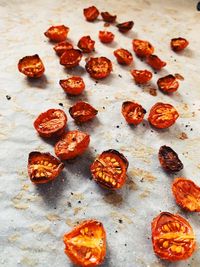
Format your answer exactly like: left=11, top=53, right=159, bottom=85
left=6, top=95, right=11, bottom=100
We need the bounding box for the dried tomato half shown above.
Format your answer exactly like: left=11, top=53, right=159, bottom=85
left=44, top=25, right=69, bottom=42
left=59, top=76, right=85, bottom=95
left=99, top=31, right=115, bottom=44
left=158, top=146, right=183, bottom=172
left=172, top=178, right=200, bottom=212
left=53, top=41, right=73, bottom=56
left=85, top=57, right=112, bottom=79
left=122, top=101, right=146, bottom=125
left=131, top=69, right=152, bottom=84
left=132, top=39, right=154, bottom=58
left=113, top=48, right=133, bottom=65
left=63, top=220, right=106, bottom=267
left=146, top=55, right=166, bottom=70
left=151, top=212, right=196, bottom=261
left=116, top=21, right=134, bottom=33
left=77, top=36, right=95, bottom=53
left=60, top=49, right=82, bottom=68
left=171, top=38, right=189, bottom=52
left=54, top=130, right=90, bottom=160
left=18, top=54, right=45, bottom=78
left=69, top=101, right=98, bottom=123
left=157, top=75, right=179, bottom=94
left=28, top=152, right=64, bottom=184
left=83, top=6, right=99, bottom=22
left=148, top=103, right=179, bottom=129
left=101, top=12, right=116, bottom=23
left=34, top=109, right=67, bottom=138
left=90, top=149, right=129, bottom=190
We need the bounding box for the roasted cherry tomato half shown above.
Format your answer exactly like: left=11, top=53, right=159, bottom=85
left=116, top=21, right=134, bottom=33
left=59, top=76, right=85, bottom=95
left=122, top=101, right=146, bottom=125
left=83, top=6, right=99, bottom=22
left=158, top=145, right=183, bottom=173
left=63, top=220, right=106, bottom=267
left=146, top=55, right=166, bottom=70
left=157, top=75, right=179, bottom=94
left=131, top=69, right=152, bottom=84
left=44, top=25, right=69, bottom=42
left=60, top=49, right=82, bottom=68
left=172, top=178, right=200, bottom=212
left=132, top=39, right=154, bottom=58
left=78, top=36, right=95, bottom=53
left=53, top=41, right=73, bottom=56
left=101, top=11, right=116, bottom=23
left=114, top=48, right=133, bottom=65
left=54, top=130, right=90, bottom=160
left=99, top=31, right=115, bottom=44
left=69, top=101, right=98, bottom=123
left=34, top=109, right=67, bottom=138
left=18, top=54, right=45, bottom=78
left=148, top=102, right=179, bottom=129
left=90, top=149, right=129, bottom=190
left=85, top=57, right=112, bottom=79
left=151, top=212, right=196, bottom=261
left=28, top=151, right=64, bottom=184
left=171, top=38, right=189, bottom=52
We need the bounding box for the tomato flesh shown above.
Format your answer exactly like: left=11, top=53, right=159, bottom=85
left=60, top=49, right=82, bottom=68
left=157, top=75, right=179, bottom=93
left=132, top=39, right=154, bottom=58
left=101, top=12, right=116, bottom=23
left=53, top=41, right=73, bottom=56
left=18, top=54, right=45, bottom=78
left=69, top=101, right=98, bottom=123
left=44, top=25, right=69, bottom=42
left=122, top=101, right=146, bottom=125
left=85, top=57, right=112, bottom=79
left=114, top=48, right=133, bottom=65
left=59, top=76, right=85, bottom=95
left=99, top=31, right=114, bottom=43
left=158, top=146, right=183, bottom=172
left=171, top=38, right=189, bottom=52
left=83, top=6, right=99, bottom=21
left=78, top=36, right=95, bottom=53
left=131, top=69, right=152, bottom=84
left=116, top=21, right=134, bottom=33
left=146, top=55, right=166, bottom=70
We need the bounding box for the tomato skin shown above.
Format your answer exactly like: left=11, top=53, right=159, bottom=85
left=34, top=109, right=67, bottom=138
left=157, top=75, right=179, bottom=93
left=171, top=38, right=189, bottom=52
left=151, top=212, right=196, bottom=261
left=83, top=6, right=99, bottom=21
left=114, top=48, right=133, bottom=65
left=99, top=31, right=114, bottom=43
left=69, top=101, right=98, bottom=123
left=146, top=55, right=166, bottom=70
left=131, top=69, right=152, bottom=84
left=132, top=39, right=154, bottom=58
left=28, top=151, right=64, bottom=184
left=60, top=49, right=82, bottom=68
left=44, top=25, right=69, bottom=42
left=59, top=76, right=85, bottom=95
left=85, top=57, right=112, bottom=79
left=78, top=36, right=95, bottom=53
left=122, top=101, right=146, bottom=125
left=53, top=41, right=73, bottom=56
left=101, top=12, right=116, bottom=23
left=63, top=220, right=106, bottom=267
left=18, top=54, right=45, bottom=78
left=54, top=130, right=90, bottom=160
left=116, top=21, right=134, bottom=33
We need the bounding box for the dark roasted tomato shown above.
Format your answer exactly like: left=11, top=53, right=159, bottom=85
left=69, top=101, right=98, bottom=123
left=132, top=39, right=154, bottom=58
left=60, top=49, right=82, bottom=68
left=172, top=178, right=200, bottom=212
left=151, top=212, right=196, bottom=261
left=146, top=55, right=166, bottom=70
left=157, top=75, right=179, bottom=94
left=53, top=41, right=73, bottom=56
left=171, top=38, right=189, bottom=52
left=158, top=146, right=183, bottom=172
left=85, top=57, right=112, bottom=79
left=44, top=25, right=69, bottom=42
left=63, top=220, right=106, bottom=267
left=34, top=109, right=67, bottom=138
left=28, top=152, right=64, bottom=184
left=18, top=54, right=45, bottom=78
left=122, top=101, right=146, bottom=125
left=83, top=6, right=99, bottom=22
left=116, top=21, right=134, bottom=33
left=90, top=149, right=129, bottom=190
left=101, top=12, right=116, bottom=23
left=131, top=69, right=152, bottom=84
left=99, top=31, right=115, bottom=43
left=54, top=130, right=90, bottom=160
left=59, top=76, right=85, bottom=95
left=114, top=48, right=133, bottom=65
left=148, top=103, right=179, bottom=129
left=78, top=36, right=95, bottom=53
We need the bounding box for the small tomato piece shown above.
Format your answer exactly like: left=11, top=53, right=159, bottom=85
left=171, top=37, right=189, bottom=52
left=114, top=48, right=133, bottom=65
left=116, top=21, right=134, bottom=33
left=63, top=220, right=106, bottom=267
left=53, top=41, right=73, bottom=56
left=101, top=12, right=116, bottom=23
left=78, top=36, right=95, bottom=53
left=131, top=69, right=152, bottom=84
left=132, top=39, right=154, bottom=58
left=59, top=76, right=85, bottom=95
left=18, top=54, right=45, bottom=78
left=69, top=101, right=98, bottom=123
left=85, top=57, right=112, bottom=79
left=122, top=101, right=146, bottom=125
left=83, top=6, right=99, bottom=22
left=99, top=31, right=115, bottom=44
left=44, top=25, right=69, bottom=42
left=60, top=49, right=82, bottom=68
left=146, top=55, right=166, bottom=70
left=157, top=75, right=179, bottom=93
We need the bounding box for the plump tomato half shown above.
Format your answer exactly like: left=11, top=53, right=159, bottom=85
left=132, top=39, right=154, bottom=58
left=18, top=54, right=45, bottom=78
left=54, top=130, right=90, bottom=160
left=158, top=145, right=183, bottom=172
left=60, top=49, right=82, bottom=68
left=146, top=55, right=166, bottom=70
left=99, top=31, right=115, bottom=44
left=114, top=48, right=133, bottom=65
left=101, top=11, right=116, bottom=23
left=53, top=41, right=73, bottom=56
left=59, top=76, right=85, bottom=95
left=85, top=57, right=112, bottom=79
left=131, top=69, right=152, bottom=84
left=171, top=38, right=189, bottom=52
left=116, top=21, right=134, bottom=33
left=69, top=101, right=98, bottom=123
left=90, top=149, right=129, bottom=190
left=78, top=36, right=95, bottom=53
left=172, top=178, right=200, bottom=212
left=148, top=102, right=179, bottom=129
left=122, top=101, right=146, bottom=125
left=34, top=109, right=67, bottom=138
left=28, top=151, right=64, bottom=184
left=83, top=6, right=99, bottom=21
left=157, top=75, right=179, bottom=94
left=63, top=220, right=106, bottom=267
left=151, top=212, right=196, bottom=261
left=44, top=25, right=69, bottom=42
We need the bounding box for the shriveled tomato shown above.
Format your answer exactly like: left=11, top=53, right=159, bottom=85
left=85, top=57, right=112, bottom=79
left=83, top=6, right=99, bottom=22
left=28, top=151, right=64, bottom=184
left=172, top=178, right=200, bottom=212
left=171, top=38, right=189, bottom=52
left=157, top=75, right=179, bottom=94
left=53, top=41, right=73, bottom=56
left=101, top=12, right=116, bottom=23
left=63, top=220, right=106, bottom=267
left=146, top=55, right=166, bottom=70
left=122, top=101, right=146, bottom=125
left=131, top=69, right=152, bottom=84
left=60, top=49, right=82, bottom=68
left=59, top=76, right=85, bottom=95
left=158, top=146, right=183, bottom=172
left=18, top=54, right=45, bottom=78
left=69, top=101, right=98, bottom=123
left=151, top=212, right=196, bottom=261
left=90, top=149, right=129, bottom=190
left=54, top=130, right=90, bottom=160
left=44, top=25, right=69, bottom=42
left=148, top=103, right=179, bottom=129
left=116, top=21, right=134, bottom=33
left=132, top=39, right=154, bottom=58
left=114, top=48, right=133, bottom=65
left=78, top=36, right=95, bottom=53
left=99, top=31, right=115, bottom=43
left=34, top=109, right=67, bottom=138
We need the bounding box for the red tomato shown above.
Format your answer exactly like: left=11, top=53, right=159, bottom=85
left=171, top=38, right=189, bottom=52
left=53, top=41, right=73, bottom=56
left=99, top=31, right=115, bottom=43
left=116, top=21, right=134, bottom=33
left=59, top=76, right=85, bottom=95
left=60, top=49, right=82, bottom=68
left=83, top=6, right=99, bottom=21
left=85, top=57, right=112, bottom=79
left=146, top=55, right=166, bottom=70
left=157, top=75, right=179, bottom=93
left=122, top=101, right=146, bottom=125
left=131, top=69, right=152, bottom=84
left=18, top=54, right=45, bottom=78
left=69, top=101, right=98, bottom=123
left=78, top=36, right=95, bottom=53
left=101, top=12, right=116, bottom=23
left=44, top=25, right=69, bottom=42
left=132, top=39, right=154, bottom=58
left=114, top=48, right=133, bottom=65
